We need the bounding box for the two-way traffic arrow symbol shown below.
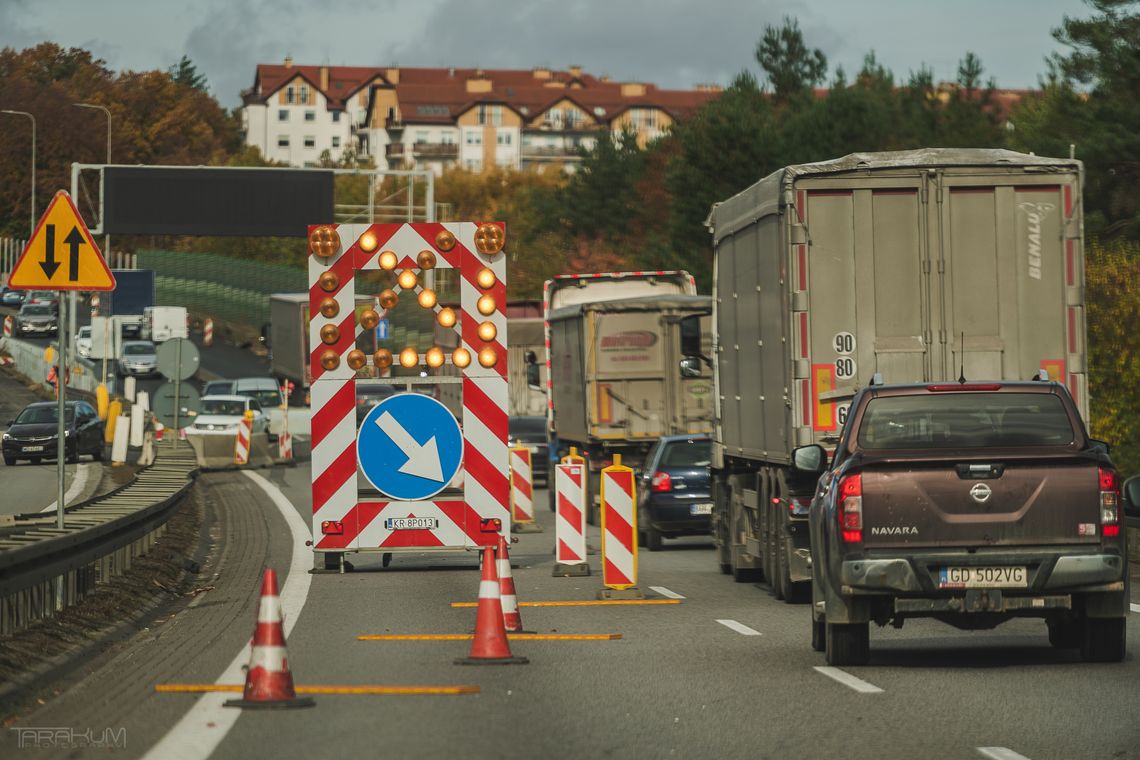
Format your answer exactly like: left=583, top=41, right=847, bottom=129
left=375, top=410, right=444, bottom=482
left=38, top=224, right=85, bottom=281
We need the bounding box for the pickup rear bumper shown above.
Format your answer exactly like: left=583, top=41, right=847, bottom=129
left=839, top=552, right=1125, bottom=594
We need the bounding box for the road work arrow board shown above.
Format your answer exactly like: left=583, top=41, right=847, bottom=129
left=357, top=392, right=464, bottom=501
left=8, top=190, right=116, bottom=291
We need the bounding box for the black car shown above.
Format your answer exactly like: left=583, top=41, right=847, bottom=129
left=636, top=434, right=713, bottom=550
left=508, top=415, right=549, bottom=487
left=2, top=400, right=104, bottom=465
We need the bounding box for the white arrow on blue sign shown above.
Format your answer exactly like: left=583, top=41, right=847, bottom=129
left=357, top=392, right=463, bottom=501
left=375, top=319, right=389, bottom=341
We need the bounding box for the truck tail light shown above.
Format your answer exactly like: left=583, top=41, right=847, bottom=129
left=321, top=520, right=344, bottom=535
left=838, top=473, right=862, bottom=543
left=1099, top=467, right=1120, bottom=537
left=651, top=471, right=672, bottom=493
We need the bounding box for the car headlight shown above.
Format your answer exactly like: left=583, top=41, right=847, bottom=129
left=2, top=432, right=10, bottom=441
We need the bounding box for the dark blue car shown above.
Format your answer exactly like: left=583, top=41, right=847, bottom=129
left=637, top=434, right=712, bottom=551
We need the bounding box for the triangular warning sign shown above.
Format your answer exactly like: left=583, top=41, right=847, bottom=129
left=8, top=190, right=116, bottom=291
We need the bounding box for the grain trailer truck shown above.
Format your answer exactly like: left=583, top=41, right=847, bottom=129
left=706, top=148, right=1087, bottom=599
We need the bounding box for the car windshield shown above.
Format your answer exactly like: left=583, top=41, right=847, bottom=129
left=242, top=390, right=280, bottom=408
left=661, top=440, right=712, bottom=467
left=509, top=416, right=546, bottom=440
left=77, top=327, right=91, bottom=338
left=857, top=392, right=1076, bottom=449
left=205, top=382, right=234, bottom=395
left=14, top=406, right=74, bottom=424
left=22, top=305, right=51, bottom=316
left=200, top=399, right=246, bottom=416
left=124, top=343, right=154, bottom=355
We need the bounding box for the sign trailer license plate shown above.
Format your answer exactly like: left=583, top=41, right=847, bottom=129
left=385, top=517, right=439, bottom=531
left=23, top=445, right=45, bottom=452
left=690, top=503, right=713, bottom=516
left=939, top=566, right=1027, bottom=589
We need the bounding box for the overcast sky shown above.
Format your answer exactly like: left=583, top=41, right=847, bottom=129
left=1, top=0, right=1091, bottom=108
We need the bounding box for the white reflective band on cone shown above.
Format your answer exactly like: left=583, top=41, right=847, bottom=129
left=248, top=645, right=288, bottom=672
left=257, top=594, right=283, bottom=623
left=479, top=580, right=499, bottom=598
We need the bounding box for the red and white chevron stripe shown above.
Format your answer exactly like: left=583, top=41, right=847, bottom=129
left=600, top=466, right=638, bottom=590
left=309, top=222, right=509, bottom=555
left=554, top=463, right=587, bottom=565
left=233, top=413, right=252, bottom=466
left=509, top=446, right=535, bottom=524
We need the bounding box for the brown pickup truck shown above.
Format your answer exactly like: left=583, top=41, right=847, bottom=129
left=801, top=380, right=1133, bottom=666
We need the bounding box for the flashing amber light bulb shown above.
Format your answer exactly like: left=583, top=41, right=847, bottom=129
left=478, top=346, right=498, bottom=368
left=477, top=294, right=496, bottom=316
left=319, top=349, right=340, bottom=371
left=359, top=309, right=380, bottom=330
left=417, top=249, right=437, bottom=269
left=379, top=289, right=398, bottom=310
left=398, top=270, right=418, bottom=290
left=399, top=347, right=419, bottom=368
left=319, top=297, right=339, bottom=318
left=452, top=347, right=472, bottom=369
left=373, top=348, right=393, bottom=369
left=346, top=349, right=367, bottom=370
left=473, top=222, right=505, bottom=254
left=358, top=230, right=379, bottom=253
left=477, top=320, right=497, bottom=342
left=425, top=346, right=445, bottom=368
left=309, top=225, right=341, bottom=258
left=417, top=289, right=438, bottom=309
left=318, top=271, right=339, bottom=292
left=476, top=267, right=497, bottom=289
left=437, top=307, right=457, bottom=328
left=320, top=324, right=340, bottom=345
left=379, top=250, right=398, bottom=270
left=435, top=229, right=456, bottom=251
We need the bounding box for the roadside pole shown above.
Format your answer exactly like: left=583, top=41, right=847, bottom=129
left=55, top=293, right=69, bottom=529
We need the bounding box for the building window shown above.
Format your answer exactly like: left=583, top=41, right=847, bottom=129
left=278, top=109, right=289, bottom=121
left=465, top=131, right=482, bottom=146
left=286, top=85, right=295, bottom=104
left=477, top=104, right=502, bottom=126
left=440, top=131, right=456, bottom=145
left=304, top=135, right=316, bottom=148
left=496, top=131, right=512, bottom=146
left=415, top=130, right=429, bottom=144
left=465, top=158, right=482, bottom=171
left=300, top=85, right=309, bottom=104
left=332, top=112, right=341, bottom=123
left=277, top=135, right=289, bottom=147
left=332, top=136, right=341, bottom=148
left=304, top=111, right=315, bottom=122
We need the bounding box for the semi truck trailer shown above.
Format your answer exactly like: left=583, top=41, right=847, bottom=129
left=706, top=148, right=1087, bottom=598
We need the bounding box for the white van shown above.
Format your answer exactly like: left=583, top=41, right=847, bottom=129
left=141, top=306, right=189, bottom=343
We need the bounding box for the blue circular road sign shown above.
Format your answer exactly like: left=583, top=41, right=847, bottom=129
left=357, top=392, right=463, bottom=501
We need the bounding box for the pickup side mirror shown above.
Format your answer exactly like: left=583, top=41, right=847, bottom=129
left=1123, top=475, right=1140, bottom=519
left=680, top=315, right=701, bottom=358
left=791, top=444, right=828, bottom=476
left=679, top=356, right=701, bottom=378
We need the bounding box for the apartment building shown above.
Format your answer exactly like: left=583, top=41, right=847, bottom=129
left=240, top=59, right=719, bottom=173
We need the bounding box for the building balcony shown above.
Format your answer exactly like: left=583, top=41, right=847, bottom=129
left=520, top=145, right=586, bottom=160
left=412, top=142, right=459, bottom=158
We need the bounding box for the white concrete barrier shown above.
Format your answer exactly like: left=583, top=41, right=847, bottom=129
left=111, top=414, right=130, bottom=464
left=130, top=404, right=144, bottom=448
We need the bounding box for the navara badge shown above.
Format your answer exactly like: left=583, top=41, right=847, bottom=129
left=969, top=483, right=992, bottom=504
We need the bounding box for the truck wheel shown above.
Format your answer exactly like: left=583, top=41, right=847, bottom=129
left=1047, top=618, right=1080, bottom=649
left=1080, top=617, right=1125, bottom=662
left=730, top=504, right=761, bottom=583
left=811, top=614, right=826, bottom=652
left=825, top=622, right=870, bottom=666
left=714, top=483, right=732, bottom=574
left=646, top=525, right=663, bottom=552
left=771, top=533, right=787, bottom=600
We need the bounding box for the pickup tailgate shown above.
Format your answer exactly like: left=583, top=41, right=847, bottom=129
left=861, top=459, right=1102, bottom=549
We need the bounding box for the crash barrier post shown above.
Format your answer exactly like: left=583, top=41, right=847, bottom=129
left=203, top=318, right=214, bottom=347
left=598, top=454, right=643, bottom=599
left=510, top=444, right=540, bottom=533
left=553, top=462, right=590, bottom=577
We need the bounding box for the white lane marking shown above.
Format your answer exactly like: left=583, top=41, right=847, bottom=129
left=141, top=470, right=312, bottom=760
left=649, top=585, right=685, bottom=599
left=40, top=462, right=93, bottom=512
left=716, top=619, right=761, bottom=636
left=1130, top=603, right=1140, bottom=614
left=813, top=666, right=884, bottom=694
left=977, top=747, right=1032, bottom=760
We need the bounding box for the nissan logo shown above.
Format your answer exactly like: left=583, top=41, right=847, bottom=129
left=969, top=483, right=992, bottom=504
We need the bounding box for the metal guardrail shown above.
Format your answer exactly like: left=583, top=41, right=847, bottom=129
left=0, top=440, right=198, bottom=635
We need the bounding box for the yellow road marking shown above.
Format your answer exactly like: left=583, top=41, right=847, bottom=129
left=450, top=599, right=681, bottom=607
left=357, top=633, right=622, bottom=641
left=155, top=684, right=480, bottom=695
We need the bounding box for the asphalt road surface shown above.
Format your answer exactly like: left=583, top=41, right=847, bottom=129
left=6, top=459, right=1139, bottom=760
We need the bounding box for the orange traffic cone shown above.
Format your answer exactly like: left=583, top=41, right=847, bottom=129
left=497, top=535, right=528, bottom=633
left=225, top=568, right=315, bottom=709
left=455, top=545, right=528, bottom=666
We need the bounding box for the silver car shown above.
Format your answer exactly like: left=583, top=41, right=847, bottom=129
left=15, top=304, right=57, bottom=335
left=118, top=340, right=158, bottom=377
left=190, top=395, right=269, bottom=436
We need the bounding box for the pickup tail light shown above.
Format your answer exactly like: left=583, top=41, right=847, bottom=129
left=838, top=473, right=862, bottom=543
left=1099, top=467, right=1120, bottom=537
left=651, top=471, right=672, bottom=493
